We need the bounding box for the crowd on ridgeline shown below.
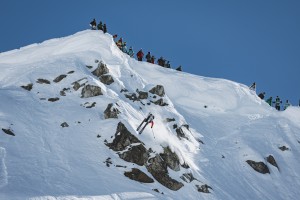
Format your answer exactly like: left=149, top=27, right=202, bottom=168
left=90, top=19, right=299, bottom=110
left=249, top=82, right=298, bottom=111
left=89, top=18, right=183, bottom=71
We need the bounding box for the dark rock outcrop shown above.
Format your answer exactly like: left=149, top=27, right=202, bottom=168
left=146, top=155, right=184, bottom=191
left=21, top=83, right=33, bottom=91
left=151, top=98, right=168, bottom=106
left=81, top=85, right=103, bottom=98
left=180, top=173, right=197, bottom=183
left=266, top=155, right=279, bottom=170
left=104, top=103, right=120, bottom=119
left=67, top=70, right=74, bottom=74
left=85, top=102, right=96, bottom=108
left=48, top=97, right=59, bottom=102
left=2, top=128, right=15, bottom=136
left=279, top=146, right=289, bottom=151
left=100, top=74, right=114, bottom=85
left=124, top=93, right=138, bottom=102
left=92, top=61, right=109, bottom=77
left=119, top=144, right=148, bottom=166
left=53, top=74, right=67, bottom=83
left=72, top=82, right=81, bottom=91
left=60, top=122, right=69, bottom=128
left=160, top=147, right=180, bottom=171
left=196, top=184, right=212, bottom=193
left=124, top=168, right=154, bottom=183
left=176, top=127, right=188, bottom=140
left=166, top=118, right=175, bottom=122
left=36, top=78, right=50, bottom=84
left=107, top=122, right=142, bottom=151
left=149, top=85, right=165, bottom=97
left=246, top=160, right=270, bottom=174
left=138, top=91, right=148, bottom=99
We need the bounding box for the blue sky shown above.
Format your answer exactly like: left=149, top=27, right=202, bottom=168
left=1, top=0, right=299, bottom=106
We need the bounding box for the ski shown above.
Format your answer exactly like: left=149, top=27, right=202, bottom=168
left=136, top=119, right=145, bottom=131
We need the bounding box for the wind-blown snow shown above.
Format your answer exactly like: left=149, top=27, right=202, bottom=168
left=0, top=30, right=300, bottom=200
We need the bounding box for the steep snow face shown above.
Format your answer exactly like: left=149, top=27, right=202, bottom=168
left=0, top=30, right=300, bottom=200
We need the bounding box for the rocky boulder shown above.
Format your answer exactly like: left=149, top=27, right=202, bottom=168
left=146, top=155, right=184, bottom=191
left=100, top=74, right=114, bottom=85
left=2, top=128, right=15, bottom=136
left=104, top=103, right=120, bottom=119
left=138, top=91, right=148, bottom=99
left=36, top=78, right=50, bottom=84
left=246, top=160, right=270, bottom=174
left=124, top=168, right=154, bottom=183
left=92, top=61, right=109, bottom=77
left=21, top=83, right=33, bottom=91
left=106, top=122, right=143, bottom=151
left=151, top=98, right=168, bottom=106
left=196, top=184, right=212, bottom=193
left=149, top=85, right=165, bottom=97
left=53, top=74, right=67, bottom=83
left=266, top=155, right=279, bottom=170
left=81, top=85, right=103, bottom=98
left=119, top=144, right=148, bottom=166
left=160, top=147, right=180, bottom=171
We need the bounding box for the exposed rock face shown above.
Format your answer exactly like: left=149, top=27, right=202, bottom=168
left=81, top=85, right=103, bottom=98
left=60, top=122, right=69, bottom=128
left=48, top=98, right=59, bottom=102
left=146, top=155, right=184, bottom=191
left=107, top=122, right=142, bottom=151
left=149, top=85, right=165, bottom=97
left=246, top=160, right=270, bottom=174
left=124, top=168, right=154, bottom=183
left=2, top=128, right=15, bottom=136
left=124, top=93, right=138, bottom=101
left=100, top=74, right=114, bottom=85
left=196, top=184, right=212, bottom=193
left=166, top=118, right=175, bottom=122
left=92, top=61, right=109, bottom=77
left=266, top=155, right=279, bottom=170
left=160, top=147, right=180, bottom=171
left=36, top=78, right=50, bottom=84
left=53, top=74, right=67, bottom=83
left=138, top=91, right=148, bottom=99
left=119, top=144, right=148, bottom=166
left=176, top=127, right=188, bottom=140
left=21, top=83, right=33, bottom=91
left=151, top=98, right=168, bottom=106
left=67, top=70, right=74, bottom=74
left=104, top=103, right=120, bottom=119
left=279, top=146, right=289, bottom=151
left=180, top=173, right=197, bottom=183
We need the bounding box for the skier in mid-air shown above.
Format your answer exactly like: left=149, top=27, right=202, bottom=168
left=137, top=112, right=155, bottom=134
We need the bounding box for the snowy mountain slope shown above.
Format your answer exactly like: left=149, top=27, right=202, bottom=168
left=0, top=30, right=300, bottom=200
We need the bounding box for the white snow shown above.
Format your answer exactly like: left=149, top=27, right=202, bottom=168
left=0, top=30, right=300, bottom=200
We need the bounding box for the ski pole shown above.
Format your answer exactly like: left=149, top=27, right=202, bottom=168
left=151, top=128, right=155, bottom=139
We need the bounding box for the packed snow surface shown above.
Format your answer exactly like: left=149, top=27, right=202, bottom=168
left=0, top=30, right=300, bottom=200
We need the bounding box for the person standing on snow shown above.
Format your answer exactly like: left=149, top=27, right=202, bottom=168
left=136, top=49, right=144, bottom=61
left=266, top=96, right=273, bottom=106
left=97, top=21, right=103, bottom=31
left=258, top=92, right=265, bottom=99
left=90, top=18, right=97, bottom=30
left=249, top=82, right=256, bottom=91
left=283, top=100, right=291, bottom=110
left=103, top=24, right=107, bottom=33
left=145, top=52, right=151, bottom=63
left=127, top=46, right=134, bottom=57
left=136, top=112, right=155, bottom=134
left=274, top=96, right=282, bottom=111
left=151, top=55, right=155, bottom=64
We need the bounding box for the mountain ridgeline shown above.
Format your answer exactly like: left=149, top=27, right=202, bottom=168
left=0, top=30, right=300, bottom=200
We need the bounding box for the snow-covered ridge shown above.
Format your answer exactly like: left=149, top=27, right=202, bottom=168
left=0, top=30, right=300, bottom=200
